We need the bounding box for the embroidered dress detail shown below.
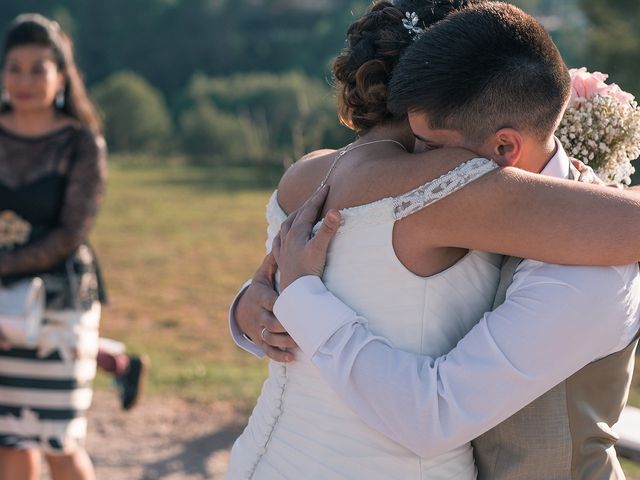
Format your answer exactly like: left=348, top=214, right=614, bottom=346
left=394, top=157, right=499, bottom=220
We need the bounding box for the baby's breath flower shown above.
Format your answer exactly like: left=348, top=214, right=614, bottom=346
left=557, top=70, right=640, bottom=185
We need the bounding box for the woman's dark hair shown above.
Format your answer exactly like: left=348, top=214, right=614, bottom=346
left=1, top=13, right=102, bottom=133
left=332, top=0, right=479, bottom=132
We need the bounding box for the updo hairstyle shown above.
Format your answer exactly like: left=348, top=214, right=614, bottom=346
left=333, top=2, right=409, bottom=132
left=332, top=0, right=480, bottom=132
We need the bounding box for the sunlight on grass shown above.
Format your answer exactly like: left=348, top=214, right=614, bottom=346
left=93, top=159, right=282, bottom=406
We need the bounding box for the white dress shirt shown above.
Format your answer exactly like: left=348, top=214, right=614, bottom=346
left=261, top=143, right=640, bottom=458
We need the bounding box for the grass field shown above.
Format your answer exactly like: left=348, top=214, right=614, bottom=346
left=93, top=159, right=282, bottom=406
left=93, top=159, right=640, bottom=472
left=623, top=458, right=640, bottom=479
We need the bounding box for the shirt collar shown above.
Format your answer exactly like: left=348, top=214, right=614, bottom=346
left=539, top=137, right=570, bottom=179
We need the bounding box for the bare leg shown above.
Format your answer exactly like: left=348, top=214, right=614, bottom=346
left=96, top=347, right=129, bottom=376
left=45, top=448, right=96, bottom=480
left=0, top=447, right=40, bottom=480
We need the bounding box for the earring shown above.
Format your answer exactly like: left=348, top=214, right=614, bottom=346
left=55, top=90, right=65, bottom=109
left=1, top=89, right=9, bottom=106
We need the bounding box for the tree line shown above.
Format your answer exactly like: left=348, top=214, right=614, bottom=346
left=0, top=0, right=637, bottom=164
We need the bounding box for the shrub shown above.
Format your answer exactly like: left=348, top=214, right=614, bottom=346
left=179, top=102, right=265, bottom=162
left=92, top=71, right=173, bottom=153
left=182, top=71, right=353, bottom=163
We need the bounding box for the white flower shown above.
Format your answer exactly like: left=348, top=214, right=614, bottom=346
left=557, top=84, right=640, bottom=185
left=403, top=12, right=426, bottom=37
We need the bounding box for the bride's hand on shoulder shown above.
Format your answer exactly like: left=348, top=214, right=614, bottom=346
left=273, top=184, right=341, bottom=291
left=571, top=158, right=605, bottom=186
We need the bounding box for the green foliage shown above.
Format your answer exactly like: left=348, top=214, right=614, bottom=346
left=92, top=72, right=173, bottom=153
left=579, top=0, right=640, bottom=98
left=0, top=0, right=368, bottom=94
left=3, top=0, right=639, bottom=165
left=183, top=71, right=353, bottom=163
left=179, top=101, right=264, bottom=162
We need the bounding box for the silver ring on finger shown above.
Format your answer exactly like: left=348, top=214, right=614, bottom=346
left=261, top=326, right=268, bottom=342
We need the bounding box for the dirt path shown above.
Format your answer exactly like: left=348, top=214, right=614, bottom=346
left=42, top=392, right=246, bottom=480
left=39, top=392, right=640, bottom=480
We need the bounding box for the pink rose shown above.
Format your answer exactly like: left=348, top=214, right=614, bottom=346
left=605, top=83, right=635, bottom=104
left=569, top=67, right=635, bottom=105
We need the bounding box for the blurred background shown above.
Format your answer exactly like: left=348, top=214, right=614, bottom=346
left=1, top=1, right=637, bottom=478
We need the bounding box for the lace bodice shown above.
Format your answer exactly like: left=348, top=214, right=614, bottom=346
left=266, top=156, right=499, bottom=236
left=393, top=157, right=498, bottom=220
left=0, top=124, right=107, bottom=276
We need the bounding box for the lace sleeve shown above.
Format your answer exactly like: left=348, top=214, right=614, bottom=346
left=0, top=129, right=107, bottom=276
left=393, top=158, right=499, bottom=220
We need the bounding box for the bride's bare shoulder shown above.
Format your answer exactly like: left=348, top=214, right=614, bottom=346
left=277, top=149, right=338, bottom=214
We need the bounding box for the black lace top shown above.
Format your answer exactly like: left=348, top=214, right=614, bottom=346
left=0, top=124, right=107, bottom=309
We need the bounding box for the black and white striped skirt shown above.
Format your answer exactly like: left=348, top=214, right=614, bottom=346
left=0, top=303, right=100, bottom=454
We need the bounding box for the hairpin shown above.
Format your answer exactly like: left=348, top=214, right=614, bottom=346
left=402, top=12, right=426, bottom=38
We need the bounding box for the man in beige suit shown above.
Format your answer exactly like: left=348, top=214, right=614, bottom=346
left=230, top=3, right=640, bottom=479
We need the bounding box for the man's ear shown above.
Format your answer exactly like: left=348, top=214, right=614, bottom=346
left=491, top=128, right=523, bottom=167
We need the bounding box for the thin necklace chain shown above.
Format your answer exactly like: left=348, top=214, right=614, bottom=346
left=319, top=139, right=408, bottom=188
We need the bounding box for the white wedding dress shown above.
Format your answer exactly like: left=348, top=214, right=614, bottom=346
left=227, top=158, right=503, bottom=479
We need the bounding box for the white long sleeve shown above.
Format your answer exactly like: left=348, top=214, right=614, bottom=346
left=273, top=261, right=640, bottom=459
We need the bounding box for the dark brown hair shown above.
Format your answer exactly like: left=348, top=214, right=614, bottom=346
left=332, top=1, right=478, bottom=132
left=388, top=2, right=571, bottom=142
left=1, top=13, right=102, bottom=133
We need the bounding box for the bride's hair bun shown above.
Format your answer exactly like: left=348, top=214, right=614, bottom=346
left=332, top=0, right=479, bottom=132
left=332, top=1, right=410, bottom=132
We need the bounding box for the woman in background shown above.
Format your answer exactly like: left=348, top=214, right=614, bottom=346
left=0, top=14, right=142, bottom=479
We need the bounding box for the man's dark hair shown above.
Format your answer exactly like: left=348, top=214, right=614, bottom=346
left=388, top=2, right=571, bottom=142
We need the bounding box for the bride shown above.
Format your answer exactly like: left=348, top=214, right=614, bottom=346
left=227, top=1, right=640, bottom=479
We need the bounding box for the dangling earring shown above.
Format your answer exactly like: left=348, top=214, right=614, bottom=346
left=55, top=90, right=65, bottom=109
left=1, top=89, right=9, bottom=106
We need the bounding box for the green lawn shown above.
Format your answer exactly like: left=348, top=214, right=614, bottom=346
left=623, top=458, right=640, bottom=480
left=93, top=159, right=283, bottom=407
left=92, top=159, right=640, bottom=473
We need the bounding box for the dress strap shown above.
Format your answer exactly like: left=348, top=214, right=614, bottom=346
left=319, top=144, right=351, bottom=188
left=319, top=139, right=408, bottom=188
left=393, top=157, right=499, bottom=220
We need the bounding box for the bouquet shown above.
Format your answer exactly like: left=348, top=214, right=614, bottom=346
left=556, top=68, right=640, bottom=186
left=0, top=210, right=31, bottom=249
